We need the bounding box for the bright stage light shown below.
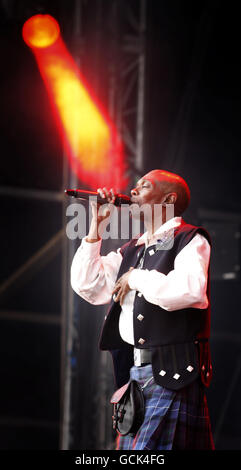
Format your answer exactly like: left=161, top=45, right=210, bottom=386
left=22, top=14, right=60, bottom=48
left=22, top=15, right=127, bottom=190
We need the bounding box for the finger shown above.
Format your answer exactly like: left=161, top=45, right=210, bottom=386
left=112, top=279, right=122, bottom=294
left=113, top=278, right=122, bottom=288
left=110, top=188, right=116, bottom=203
left=102, top=187, right=109, bottom=199
left=118, top=284, right=129, bottom=306
left=114, top=289, right=121, bottom=303
left=119, top=292, right=124, bottom=306
left=112, top=285, right=119, bottom=295
left=97, top=188, right=106, bottom=199
left=103, top=187, right=115, bottom=202
left=119, top=290, right=126, bottom=306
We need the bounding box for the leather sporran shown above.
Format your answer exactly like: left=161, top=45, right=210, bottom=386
left=110, top=380, right=145, bottom=436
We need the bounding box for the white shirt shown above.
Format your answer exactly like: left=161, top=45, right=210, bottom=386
left=71, top=217, right=211, bottom=345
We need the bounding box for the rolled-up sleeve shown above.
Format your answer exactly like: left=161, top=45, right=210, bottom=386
left=71, top=237, right=123, bottom=305
left=128, top=234, right=210, bottom=311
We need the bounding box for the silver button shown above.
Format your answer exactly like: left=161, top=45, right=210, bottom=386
left=137, top=314, right=144, bottom=321
left=159, top=370, right=166, bottom=376
left=186, top=365, right=194, bottom=372
left=173, top=373, right=180, bottom=380
left=149, top=249, right=155, bottom=256
left=138, top=338, right=146, bottom=345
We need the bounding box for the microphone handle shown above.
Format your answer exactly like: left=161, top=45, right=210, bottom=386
left=65, top=189, right=131, bottom=206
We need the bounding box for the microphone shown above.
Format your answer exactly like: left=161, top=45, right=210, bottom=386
left=65, top=189, right=131, bottom=206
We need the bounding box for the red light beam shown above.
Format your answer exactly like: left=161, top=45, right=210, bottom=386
left=22, top=14, right=128, bottom=190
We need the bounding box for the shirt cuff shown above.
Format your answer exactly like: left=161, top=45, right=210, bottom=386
left=79, top=236, right=102, bottom=257
left=128, top=268, right=148, bottom=291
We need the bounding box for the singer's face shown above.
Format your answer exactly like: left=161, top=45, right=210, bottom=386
left=130, top=175, right=166, bottom=207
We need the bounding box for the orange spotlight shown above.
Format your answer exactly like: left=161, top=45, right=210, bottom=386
left=22, top=14, right=60, bottom=48
left=22, top=15, right=128, bottom=190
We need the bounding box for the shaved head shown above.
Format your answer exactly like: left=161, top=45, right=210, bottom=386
left=143, top=169, right=191, bottom=215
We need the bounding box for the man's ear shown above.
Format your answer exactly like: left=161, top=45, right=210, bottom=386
left=162, top=192, right=177, bottom=205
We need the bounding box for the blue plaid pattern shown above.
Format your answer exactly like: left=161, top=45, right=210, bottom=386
left=116, top=364, right=214, bottom=450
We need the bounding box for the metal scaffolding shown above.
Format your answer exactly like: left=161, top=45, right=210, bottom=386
left=111, top=0, right=146, bottom=178
left=60, top=0, right=147, bottom=450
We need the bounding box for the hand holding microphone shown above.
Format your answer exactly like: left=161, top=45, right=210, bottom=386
left=96, top=187, right=117, bottom=204
left=65, top=186, right=131, bottom=243
left=65, top=187, right=118, bottom=243
left=87, top=187, right=117, bottom=243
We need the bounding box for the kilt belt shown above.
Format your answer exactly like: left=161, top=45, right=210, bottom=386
left=134, top=347, right=152, bottom=366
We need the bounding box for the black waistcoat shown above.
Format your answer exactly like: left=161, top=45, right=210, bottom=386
left=99, top=222, right=212, bottom=390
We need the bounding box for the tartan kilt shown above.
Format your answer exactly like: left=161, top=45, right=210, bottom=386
left=116, top=364, right=214, bottom=450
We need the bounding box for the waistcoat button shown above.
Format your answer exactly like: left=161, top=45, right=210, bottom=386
left=173, top=373, right=180, bottom=380
left=137, top=314, right=144, bottom=321
left=138, top=338, right=146, bottom=345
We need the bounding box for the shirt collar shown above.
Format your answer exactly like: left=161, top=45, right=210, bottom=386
left=135, top=216, right=183, bottom=247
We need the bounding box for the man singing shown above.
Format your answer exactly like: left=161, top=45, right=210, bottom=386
left=70, top=169, right=214, bottom=450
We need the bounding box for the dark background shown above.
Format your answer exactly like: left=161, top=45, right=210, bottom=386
left=0, top=0, right=240, bottom=450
